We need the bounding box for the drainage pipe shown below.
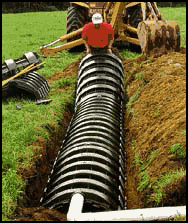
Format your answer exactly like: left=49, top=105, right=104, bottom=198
left=67, top=193, right=186, bottom=221
left=40, top=53, right=126, bottom=212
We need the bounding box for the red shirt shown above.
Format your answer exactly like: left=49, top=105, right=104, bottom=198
left=82, top=22, right=114, bottom=47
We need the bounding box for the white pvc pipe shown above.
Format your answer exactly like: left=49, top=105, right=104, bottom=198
left=67, top=193, right=186, bottom=221
left=67, top=192, right=84, bottom=221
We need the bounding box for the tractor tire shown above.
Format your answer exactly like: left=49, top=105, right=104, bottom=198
left=66, top=4, right=88, bottom=53
left=127, top=5, right=142, bottom=53
left=127, top=5, right=143, bottom=29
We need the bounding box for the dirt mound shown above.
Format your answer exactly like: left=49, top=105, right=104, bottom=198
left=9, top=48, right=186, bottom=221
left=13, top=207, right=67, bottom=221
left=123, top=49, right=186, bottom=209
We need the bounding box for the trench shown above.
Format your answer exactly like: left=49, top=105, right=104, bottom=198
left=13, top=100, right=75, bottom=220
left=9, top=47, right=186, bottom=221
left=10, top=51, right=129, bottom=221
left=9, top=53, right=138, bottom=220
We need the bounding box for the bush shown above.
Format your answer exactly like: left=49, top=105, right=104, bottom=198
left=30, top=3, right=49, bottom=12
left=46, top=6, right=59, bottom=11
left=2, top=7, right=29, bottom=14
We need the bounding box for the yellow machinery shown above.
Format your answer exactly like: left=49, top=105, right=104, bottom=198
left=40, top=2, right=180, bottom=57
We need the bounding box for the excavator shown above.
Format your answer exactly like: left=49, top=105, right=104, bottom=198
left=40, top=2, right=181, bottom=57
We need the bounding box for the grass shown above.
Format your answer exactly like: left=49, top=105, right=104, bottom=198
left=131, top=140, right=186, bottom=206
left=2, top=7, right=186, bottom=221
left=154, top=108, right=160, bottom=115
left=148, top=168, right=186, bottom=204
left=51, top=77, right=76, bottom=90
left=180, top=129, right=186, bottom=136
left=119, top=49, right=141, bottom=59
left=2, top=11, right=85, bottom=74
left=126, top=71, right=146, bottom=119
left=159, top=7, right=186, bottom=48
left=2, top=94, right=74, bottom=221
left=135, top=71, right=145, bottom=80
left=126, top=78, right=145, bottom=119
left=146, top=57, right=153, bottom=64
left=2, top=169, right=24, bottom=220
left=169, top=144, right=186, bottom=158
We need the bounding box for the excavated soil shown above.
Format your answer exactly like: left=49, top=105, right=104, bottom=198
left=123, top=47, right=186, bottom=210
left=9, top=47, right=186, bottom=221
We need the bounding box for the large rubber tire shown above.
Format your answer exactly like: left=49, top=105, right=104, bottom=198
left=126, top=5, right=142, bottom=53
left=127, top=5, right=143, bottom=29
left=66, top=4, right=88, bottom=52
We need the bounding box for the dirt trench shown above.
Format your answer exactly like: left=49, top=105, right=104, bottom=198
left=9, top=47, right=186, bottom=221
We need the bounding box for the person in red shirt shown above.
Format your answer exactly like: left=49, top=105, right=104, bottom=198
left=82, top=13, right=114, bottom=54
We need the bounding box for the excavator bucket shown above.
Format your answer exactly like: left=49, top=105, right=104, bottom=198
left=137, top=20, right=180, bottom=57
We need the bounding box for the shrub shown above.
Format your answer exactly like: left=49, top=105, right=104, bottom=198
left=47, top=6, right=59, bottom=11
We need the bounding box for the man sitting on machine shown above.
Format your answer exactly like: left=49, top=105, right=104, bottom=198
left=82, top=13, right=114, bottom=54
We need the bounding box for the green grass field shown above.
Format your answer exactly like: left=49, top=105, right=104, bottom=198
left=2, top=7, right=186, bottom=221
left=159, top=7, right=186, bottom=48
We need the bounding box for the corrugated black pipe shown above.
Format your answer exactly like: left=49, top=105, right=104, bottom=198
left=40, top=53, right=126, bottom=212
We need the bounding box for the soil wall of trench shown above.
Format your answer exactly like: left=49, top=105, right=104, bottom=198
left=9, top=47, right=186, bottom=221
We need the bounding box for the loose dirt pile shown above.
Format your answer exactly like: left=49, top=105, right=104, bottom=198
left=9, top=48, right=186, bottom=221
left=123, top=48, right=186, bottom=209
